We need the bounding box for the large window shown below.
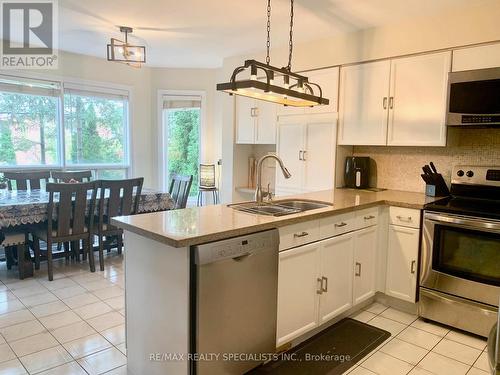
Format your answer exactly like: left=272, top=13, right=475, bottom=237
left=0, top=77, right=60, bottom=166
left=0, top=75, right=130, bottom=177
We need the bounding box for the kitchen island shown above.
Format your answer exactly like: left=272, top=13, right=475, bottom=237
left=111, top=188, right=440, bottom=375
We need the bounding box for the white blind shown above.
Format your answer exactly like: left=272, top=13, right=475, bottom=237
left=163, top=95, right=201, bottom=109
left=0, top=75, right=61, bottom=97
left=64, top=83, right=129, bottom=101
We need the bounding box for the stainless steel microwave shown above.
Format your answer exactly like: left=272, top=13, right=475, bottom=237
left=447, top=67, right=500, bottom=126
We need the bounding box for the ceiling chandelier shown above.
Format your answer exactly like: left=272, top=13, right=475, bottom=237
left=217, top=0, right=328, bottom=107
left=107, top=26, right=146, bottom=68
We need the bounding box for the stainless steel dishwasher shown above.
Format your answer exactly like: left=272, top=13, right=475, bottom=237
left=191, top=229, right=279, bottom=375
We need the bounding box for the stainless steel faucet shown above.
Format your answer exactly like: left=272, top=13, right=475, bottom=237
left=255, top=154, right=291, bottom=203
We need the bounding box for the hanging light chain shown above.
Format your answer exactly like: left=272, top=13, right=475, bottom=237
left=287, top=0, right=294, bottom=71
left=266, top=0, right=271, bottom=65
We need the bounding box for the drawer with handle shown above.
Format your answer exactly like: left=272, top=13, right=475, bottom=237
left=354, top=208, right=379, bottom=229
left=389, top=207, right=421, bottom=228
left=319, top=212, right=356, bottom=240
left=279, top=220, right=320, bottom=251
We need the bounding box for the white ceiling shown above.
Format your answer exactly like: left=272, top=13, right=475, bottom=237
left=59, top=0, right=480, bottom=68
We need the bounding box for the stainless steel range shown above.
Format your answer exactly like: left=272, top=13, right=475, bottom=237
left=420, top=165, right=500, bottom=337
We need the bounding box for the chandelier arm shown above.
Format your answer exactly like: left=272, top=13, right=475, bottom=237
left=306, top=81, right=323, bottom=98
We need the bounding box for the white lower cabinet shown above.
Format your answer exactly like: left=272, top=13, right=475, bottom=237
left=353, top=226, right=378, bottom=305
left=277, top=218, right=378, bottom=346
left=277, top=242, right=321, bottom=347
left=385, top=224, right=420, bottom=302
left=318, top=234, right=354, bottom=324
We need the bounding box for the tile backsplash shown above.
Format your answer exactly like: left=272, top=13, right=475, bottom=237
left=352, top=128, right=500, bottom=193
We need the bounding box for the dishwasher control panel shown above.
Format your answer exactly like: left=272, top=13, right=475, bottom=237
left=194, top=229, right=279, bottom=265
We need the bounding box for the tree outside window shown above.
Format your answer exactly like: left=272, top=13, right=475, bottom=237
left=0, top=92, right=58, bottom=166
left=166, top=108, right=200, bottom=196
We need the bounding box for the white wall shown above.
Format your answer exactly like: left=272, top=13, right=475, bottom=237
left=218, top=0, right=500, bottom=202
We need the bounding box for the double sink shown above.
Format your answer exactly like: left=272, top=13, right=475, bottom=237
left=230, top=199, right=331, bottom=217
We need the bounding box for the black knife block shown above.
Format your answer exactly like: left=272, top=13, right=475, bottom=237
left=424, top=173, right=450, bottom=197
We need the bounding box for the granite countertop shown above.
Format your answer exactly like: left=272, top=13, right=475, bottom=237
left=111, top=188, right=442, bottom=248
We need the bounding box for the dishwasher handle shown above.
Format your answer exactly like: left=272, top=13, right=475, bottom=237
left=232, top=253, right=252, bottom=262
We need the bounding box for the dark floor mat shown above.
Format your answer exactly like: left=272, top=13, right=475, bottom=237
left=248, top=318, right=391, bottom=375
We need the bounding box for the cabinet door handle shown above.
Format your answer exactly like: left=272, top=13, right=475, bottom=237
left=302, top=150, right=307, bottom=161
left=250, top=108, right=255, bottom=117
left=298, top=150, right=303, bottom=161
left=389, top=97, right=394, bottom=109
left=383, top=97, right=388, bottom=109
left=411, top=260, right=416, bottom=274
left=334, top=222, right=347, bottom=228
left=364, top=215, right=376, bottom=220
left=321, top=276, right=328, bottom=292
left=355, top=262, right=362, bottom=276
left=396, top=215, right=412, bottom=222
left=293, top=231, right=309, bottom=238
left=317, top=278, right=323, bottom=295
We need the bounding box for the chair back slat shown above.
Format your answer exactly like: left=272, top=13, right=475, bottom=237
left=3, top=171, right=50, bottom=190
left=121, top=185, right=134, bottom=216
left=98, top=178, right=144, bottom=226
left=72, top=190, right=88, bottom=234
left=107, top=188, right=122, bottom=218
left=56, top=190, right=73, bottom=236
left=51, top=170, right=92, bottom=183
left=169, top=174, right=193, bottom=209
left=46, top=182, right=97, bottom=239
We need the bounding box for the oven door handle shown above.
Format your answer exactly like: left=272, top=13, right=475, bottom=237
left=425, top=212, right=500, bottom=232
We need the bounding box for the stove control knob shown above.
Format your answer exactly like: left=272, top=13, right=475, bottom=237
left=466, top=170, right=474, bottom=178
left=456, top=170, right=464, bottom=177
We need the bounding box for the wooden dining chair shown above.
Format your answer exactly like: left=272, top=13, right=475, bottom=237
left=169, top=174, right=193, bottom=209
left=51, top=170, right=92, bottom=183
left=96, top=178, right=144, bottom=271
left=2, top=171, right=50, bottom=190
left=32, top=181, right=98, bottom=280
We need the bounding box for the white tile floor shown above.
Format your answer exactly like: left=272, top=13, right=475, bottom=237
left=0, top=253, right=126, bottom=374
left=347, top=303, right=490, bottom=375
left=0, top=255, right=491, bottom=375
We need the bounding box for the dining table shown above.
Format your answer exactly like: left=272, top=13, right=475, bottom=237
left=0, top=188, right=175, bottom=230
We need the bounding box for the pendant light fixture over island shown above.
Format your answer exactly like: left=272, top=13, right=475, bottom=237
left=216, top=0, right=329, bottom=107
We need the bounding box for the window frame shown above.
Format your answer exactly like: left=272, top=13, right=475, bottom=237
left=0, top=72, right=132, bottom=177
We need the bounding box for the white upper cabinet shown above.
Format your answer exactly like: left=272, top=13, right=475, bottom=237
left=387, top=51, right=451, bottom=146
left=235, top=97, right=276, bottom=144
left=338, top=60, right=391, bottom=145
left=255, top=101, right=277, bottom=144
left=303, top=119, right=336, bottom=192
left=338, top=51, right=451, bottom=147
left=235, top=96, right=255, bottom=144
left=306, top=67, right=339, bottom=114
left=277, top=67, right=339, bottom=116
left=275, top=114, right=336, bottom=195
left=452, top=43, right=500, bottom=72
left=275, top=118, right=305, bottom=192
